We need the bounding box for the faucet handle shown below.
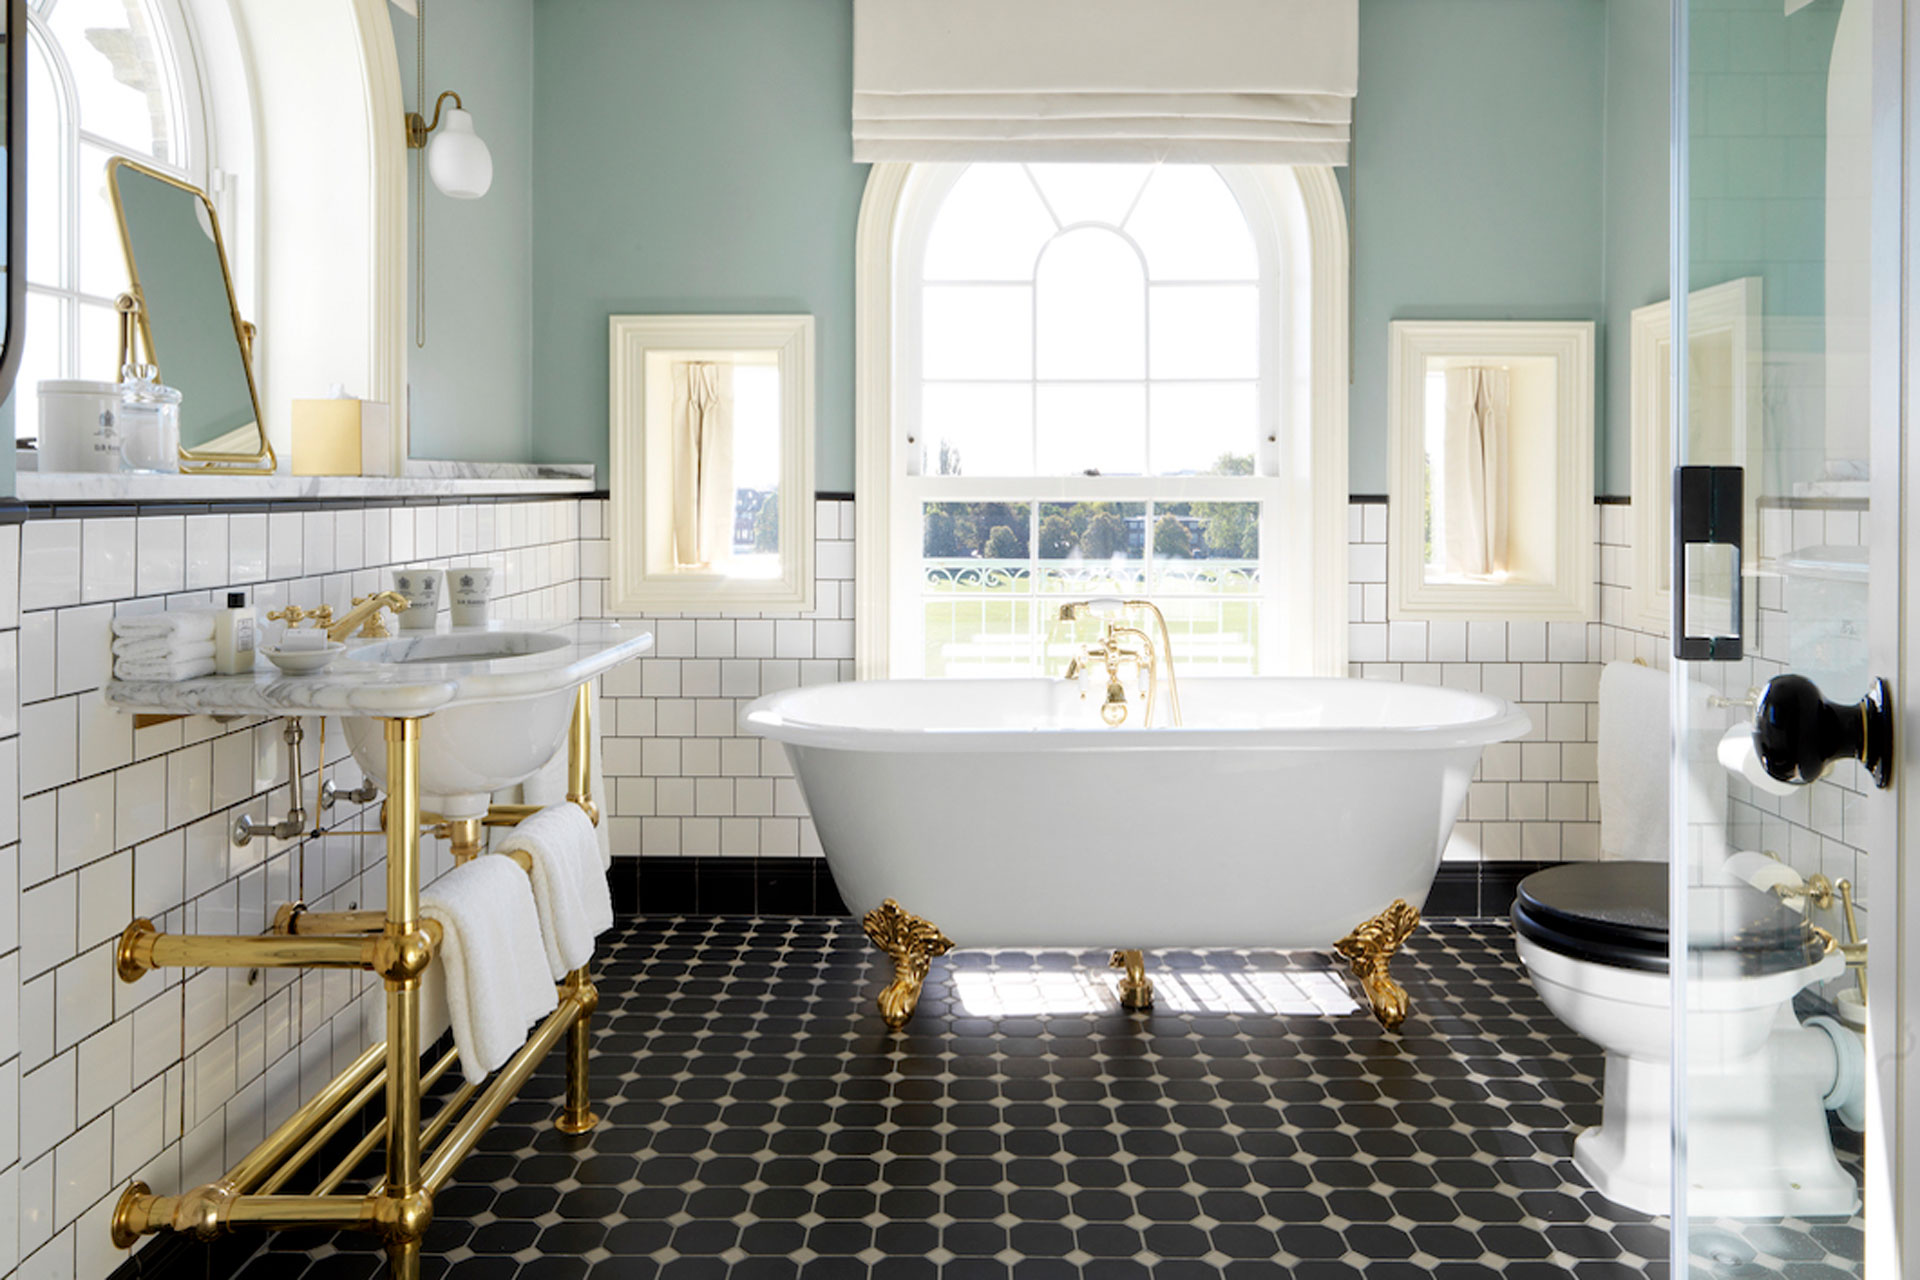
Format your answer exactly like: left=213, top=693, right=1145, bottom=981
left=266, top=605, right=307, bottom=626
left=350, top=597, right=393, bottom=639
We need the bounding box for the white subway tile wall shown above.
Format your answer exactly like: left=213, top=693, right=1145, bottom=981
left=576, top=497, right=1612, bottom=868
left=0, top=499, right=585, bottom=1280
left=575, top=498, right=857, bottom=862
left=0, top=487, right=1874, bottom=1280
left=1346, top=502, right=1603, bottom=864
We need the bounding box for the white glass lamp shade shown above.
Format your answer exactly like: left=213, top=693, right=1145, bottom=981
left=426, top=108, right=493, bottom=199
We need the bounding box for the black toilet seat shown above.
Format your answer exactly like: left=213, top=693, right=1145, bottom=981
left=1512, top=861, right=1825, bottom=977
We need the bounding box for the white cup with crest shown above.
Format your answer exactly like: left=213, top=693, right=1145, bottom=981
left=449, top=566, right=496, bottom=627
left=391, top=569, right=441, bottom=630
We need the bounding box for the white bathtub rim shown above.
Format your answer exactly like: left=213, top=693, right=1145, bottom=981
left=742, top=677, right=1532, bottom=754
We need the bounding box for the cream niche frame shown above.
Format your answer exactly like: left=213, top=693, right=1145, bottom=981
left=1386, top=319, right=1595, bottom=621
left=609, top=314, right=816, bottom=614
left=1627, top=277, right=1763, bottom=636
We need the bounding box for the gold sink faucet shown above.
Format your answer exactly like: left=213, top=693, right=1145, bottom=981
left=324, top=591, right=410, bottom=642
left=1055, top=598, right=1184, bottom=728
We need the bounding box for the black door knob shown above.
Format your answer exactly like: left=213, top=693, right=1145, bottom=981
left=1752, top=674, right=1893, bottom=789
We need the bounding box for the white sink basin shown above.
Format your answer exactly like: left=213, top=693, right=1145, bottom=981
left=346, top=630, right=571, bottom=667
left=103, top=620, right=655, bottom=820
left=342, top=630, right=593, bottom=819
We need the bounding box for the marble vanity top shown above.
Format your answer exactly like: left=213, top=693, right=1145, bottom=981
left=103, top=619, right=654, bottom=717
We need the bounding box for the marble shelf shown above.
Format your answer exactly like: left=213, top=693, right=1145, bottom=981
left=14, top=460, right=596, bottom=505
left=103, top=619, right=653, bottom=718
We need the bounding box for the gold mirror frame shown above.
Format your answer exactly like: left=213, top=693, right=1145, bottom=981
left=106, top=156, right=275, bottom=472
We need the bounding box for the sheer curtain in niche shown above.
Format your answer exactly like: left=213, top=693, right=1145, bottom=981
left=671, top=360, right=735, bottom=569
left=1441, top=365, right=1509, bottom=579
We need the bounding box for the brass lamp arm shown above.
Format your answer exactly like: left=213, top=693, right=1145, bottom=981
left=407, top=90, right=465, bottom=149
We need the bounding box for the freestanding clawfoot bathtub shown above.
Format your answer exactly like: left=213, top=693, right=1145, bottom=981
left=743, top=676, right=1530, bottom=1031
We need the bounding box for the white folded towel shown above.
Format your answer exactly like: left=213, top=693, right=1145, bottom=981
left=420, top=857, right=558, bottom=1086
left=111, top=610, right=218, bottom=642
left=113, top=656, right=217, bottom=682
left=493, top=803, right=614, bottom=980
left=111, top=637, right=216, bottom=662
left=509, top=684, right=612, bottom=868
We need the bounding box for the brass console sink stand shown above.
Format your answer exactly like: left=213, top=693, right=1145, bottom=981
left=109, top=686, right=604, bottom=1280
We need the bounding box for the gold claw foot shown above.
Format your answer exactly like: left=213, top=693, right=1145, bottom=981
left=1333, top=899, right=1421, bottom=1031
left=862, top=899, right=954, bottom=1031
left=1110, top=949, right=1154, bottom=1010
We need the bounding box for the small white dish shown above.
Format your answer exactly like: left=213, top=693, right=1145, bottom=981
left=263, top=642, right=347, bottom=675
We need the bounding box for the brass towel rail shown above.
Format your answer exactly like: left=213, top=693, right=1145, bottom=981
left=110, top=684, right=604, bottom=1279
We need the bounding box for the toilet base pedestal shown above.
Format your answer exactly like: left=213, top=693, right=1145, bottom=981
left=1576, top=1013, right=1858, bottom=1219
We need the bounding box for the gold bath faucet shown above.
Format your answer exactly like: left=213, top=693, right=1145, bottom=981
left=1055, top=598, right=1184, bottom=728
left=269, top=592, right=409, bottom=643
left=327, top=591, right=410, bottom=641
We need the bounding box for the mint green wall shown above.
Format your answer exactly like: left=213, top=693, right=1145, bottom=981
left=1687, top=0, right=1838, bottom=311
left=1602, top=0, right=1671, bottom=496
left=528, top=0, right=1621, bottom=494
left=392, top=0, right=538, bottom=463
left=529, top=0, right=868, bottom=490
left=1349, top=0, right=1608, bottom=494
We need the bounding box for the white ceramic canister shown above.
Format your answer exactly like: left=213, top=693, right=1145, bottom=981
left=38, top=380, right=124, bottom=473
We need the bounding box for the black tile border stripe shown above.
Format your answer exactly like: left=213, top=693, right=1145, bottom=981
left=0, top=491, right=596, bottom=523
left=606, top=857, right=1552, bottom=924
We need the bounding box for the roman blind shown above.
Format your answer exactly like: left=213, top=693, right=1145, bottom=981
left=852, top=0, right=1358, bottom=165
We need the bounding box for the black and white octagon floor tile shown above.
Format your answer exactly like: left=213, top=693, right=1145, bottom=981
left=240, top=917, right=1864, bottom=1280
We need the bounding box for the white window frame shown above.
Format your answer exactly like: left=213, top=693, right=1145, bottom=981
left=607, top=313, right=816, bottom=615
left=1385, top=319, right=1596, bottom=622
left=855, top=162, right=1350, bottom=680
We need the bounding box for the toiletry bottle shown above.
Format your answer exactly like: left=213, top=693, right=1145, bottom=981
left=214, top=591, right=257, bottom=675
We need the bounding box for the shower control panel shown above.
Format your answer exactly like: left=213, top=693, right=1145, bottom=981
left=1673, top=465, right=1743, bottom=662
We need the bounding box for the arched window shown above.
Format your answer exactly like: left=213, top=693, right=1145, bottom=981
left=20, top=0, right=211, bottom=431
left=858, top=162, right=1350, bottom=679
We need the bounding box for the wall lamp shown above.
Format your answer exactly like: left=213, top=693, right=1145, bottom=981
left=409, top=90, right=493, bottom=200
left=406, top=0, right=492, bottom=347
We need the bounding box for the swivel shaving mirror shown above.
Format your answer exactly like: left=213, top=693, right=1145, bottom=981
left=108, top=156, right=273, bottom=470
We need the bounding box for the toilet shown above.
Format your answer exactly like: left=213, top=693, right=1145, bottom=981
left=1514, top=863, right=1858, bottom=1218
left=1510, top=663, right=1861, bottom=1217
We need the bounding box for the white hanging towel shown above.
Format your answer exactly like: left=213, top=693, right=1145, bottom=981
left=508, top=683, right=612, bottom=868
left=420, top=856, right=558, bottom=1087
left=493, top=803, right=615, bottom=981
left=1597, top=661, right=1729, bottom=861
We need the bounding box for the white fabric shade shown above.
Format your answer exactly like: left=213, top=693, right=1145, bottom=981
left=1441, top=365, right=1510, bottom=579
left=671, top=361, right=735, bottom=570
left=853, top=0, right=1358, bottom=165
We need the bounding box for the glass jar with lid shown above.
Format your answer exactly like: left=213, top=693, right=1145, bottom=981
left=117, top=367, right=181, bottom=474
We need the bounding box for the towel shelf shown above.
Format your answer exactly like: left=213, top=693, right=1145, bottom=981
left=108, top=681, right=606, bottom=1280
